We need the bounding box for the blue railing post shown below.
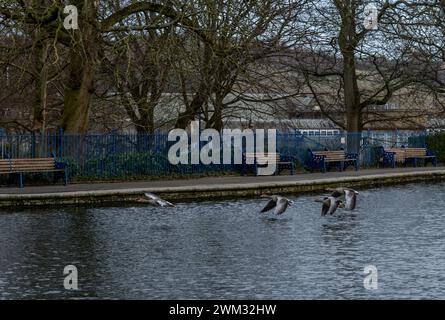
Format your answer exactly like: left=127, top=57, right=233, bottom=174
left=31, top=132, right=36, bottom=158
left=59, top=128, right=64, bottom=158
left=0, top=128, right=3, bottom=159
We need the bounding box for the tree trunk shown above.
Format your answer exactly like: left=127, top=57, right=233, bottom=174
left=208, top=98, right=224, bottom=132
left=175, top=84, right=208, bottom=129
left=337, top=0, right=362, bottom=154
left=61, top=1, right=99, bottom=134
left=343, top=54, right=362, bottom=153
left=175, top=44, right=212, bottom=129
left=32, top=35, right=48, bottom=135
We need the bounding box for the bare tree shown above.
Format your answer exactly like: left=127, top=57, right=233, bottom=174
left=289, top=0, right=440, bottom=150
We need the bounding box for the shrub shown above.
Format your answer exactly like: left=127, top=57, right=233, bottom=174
left=425, top=133, right=445, bottom=163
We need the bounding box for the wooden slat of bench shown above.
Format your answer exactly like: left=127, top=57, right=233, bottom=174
left=406, top=155, right=433, bottom=159
left=387, top=149, right=406, bottom=163
left=0, top=160, right=55, bottom=165
left=8, top=167, right=56, bottom=172
left=8, top=164, right=54, bottom=168
left=313, top=151, right=345, bottom=155
left=4, top=169, right=63, bottom=173
left=11, top=161, right=55, bottom=165
left=0, top=157, right=57, bottom=173
left=323, top=154, right=346, bottom=158
left=323, top=157, right=346, bottom=159
left=405, top=149, right=427, bottom=157
left=313, top=151, right=347, bottom=162
left=324, top=158, right=346, bottom=161
left=0, top=160, right=54, bottom=164
left=8, top=161, right=54, bottom=165
left=244, top=153, right=291, bottom=166
left=11, top=158, right=54, bottom=162
left=0, top=158, right=55, bottom=162
left=1, top=157, right=54, bottom=161
left=1, top=164, right=54, bottom=168
left=256, top=156, right=280, bottom=160
left=8, top=162, right=55, bottom=166
left=1, top=170, right=63, bottom=174
left=9, top=159, right=54, bottom=163
left=406, top=154, right=427, bottom=158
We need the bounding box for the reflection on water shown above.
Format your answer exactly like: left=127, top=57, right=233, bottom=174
left=1, top=182, right=445, bottom=299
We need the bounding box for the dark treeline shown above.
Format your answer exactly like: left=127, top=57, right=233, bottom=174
left=0, top=0, right=444, bottom=134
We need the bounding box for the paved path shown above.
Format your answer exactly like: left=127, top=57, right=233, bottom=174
left=1, top=166, right=444, bottom=195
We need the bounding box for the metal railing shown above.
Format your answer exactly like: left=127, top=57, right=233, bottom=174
left=0, top=130, right=432, bottom=180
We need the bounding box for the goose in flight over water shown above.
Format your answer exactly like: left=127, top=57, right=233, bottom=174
left=137, top=193, right=175, bottom=207
left=315, top=196, right=344, bottom=216
left=327, top=187, right=359, bottom=210
left=260, top=195, right=293, bottom=215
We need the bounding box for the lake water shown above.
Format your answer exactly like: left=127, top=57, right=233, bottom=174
left=1, top=182, right=445, bottom=299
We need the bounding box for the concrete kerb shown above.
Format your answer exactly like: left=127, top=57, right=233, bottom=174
left=1, top=169, right=445, bottom=208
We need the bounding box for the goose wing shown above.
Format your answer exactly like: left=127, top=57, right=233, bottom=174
left=344, top=189, right=357, bottom=210
left=321, top=198, right=330, bottom=216
left=144, top=193, right=159, bottom=201
left=274, top=197, right=289, bottom=215
left=261, top=199, right=277, bottom=213
left=330, top=188, right=345, bottom=198
left=157, top=199, right=175, bottom=207
left=144, top=193, right=174, bottom=207
left=327, top=197, right=339, bottom=215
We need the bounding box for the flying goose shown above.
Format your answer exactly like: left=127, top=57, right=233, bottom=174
left=260, top=195, right=293, bottom=215
left=315, top=196, right=344, bottom=216
left=327, top=187, right=359, bottom=210
left=137, top=193, right=175, bottom=207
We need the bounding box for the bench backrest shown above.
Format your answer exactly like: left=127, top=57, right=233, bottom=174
left=0, top=158, right=56, bottom=173
left=244, top=152, right=280, bottom=165
left=404, top=148, right=427, bottom=158
left=312, top=150, right=346, bottom=161
left=387, top=147, right=427, bottom=162
left=386, top=148, right=406, bottom=163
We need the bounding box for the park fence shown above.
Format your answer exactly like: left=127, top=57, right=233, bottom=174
left=0, top=130, right=431, bottom=181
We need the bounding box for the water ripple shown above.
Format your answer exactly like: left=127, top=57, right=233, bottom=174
left=1, top=182, right=445, bottom=299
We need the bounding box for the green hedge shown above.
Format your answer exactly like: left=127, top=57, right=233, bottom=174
left=426, top=133, right=445, bottom=163
left=58, top=152, right=240, bottom=180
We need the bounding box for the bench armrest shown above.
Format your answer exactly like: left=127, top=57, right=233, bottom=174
left=346, top=153, right=358, bottom=160
left=307, top=149, right=325, bottom=162
left=426, top=149, right=436, bottom=157
left=382, top=150, right=395, bottom=163
left=55, top=161, right=68, bottom=170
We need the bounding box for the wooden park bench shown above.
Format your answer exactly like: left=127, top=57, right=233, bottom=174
left=404, top=148, right=437, bottom=167
left=306, top=149, right=359, bottom=172
left=0, top=157, right=69, bottom=188
left=386, top=148, right=407, bottom=164
left=379, top=147, right=437, bottom=168
left=242, top=152, right=295, bottom=176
